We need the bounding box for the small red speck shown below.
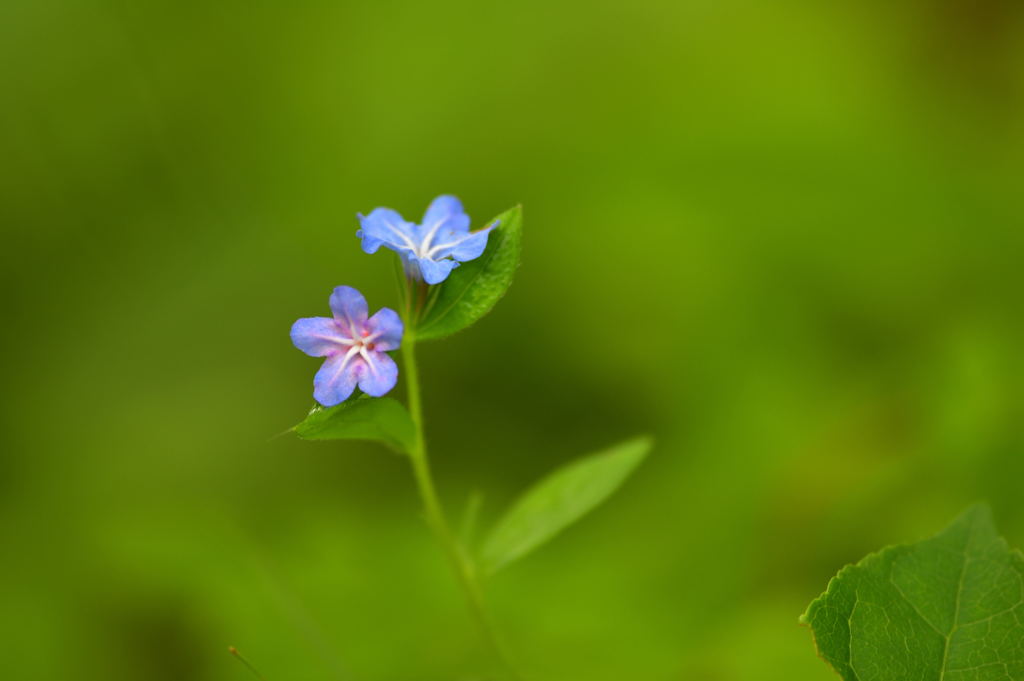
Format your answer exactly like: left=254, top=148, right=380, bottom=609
left=366, top=343, right=376, bottom=351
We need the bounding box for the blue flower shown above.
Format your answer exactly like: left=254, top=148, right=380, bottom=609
left=290, top=286, right=403, bottom=406
left=357, top=195, right=497, bottom=285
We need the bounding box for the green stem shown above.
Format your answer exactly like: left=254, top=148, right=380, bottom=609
left=401, top=335, right=518, bottom=678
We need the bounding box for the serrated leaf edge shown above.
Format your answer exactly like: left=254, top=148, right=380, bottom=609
left=799, top=504, right=1018, bottom=680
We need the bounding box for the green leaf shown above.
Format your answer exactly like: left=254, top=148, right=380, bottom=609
left=292, top=396, right=416, bottom=455
left=480, top=436, right=651, bottom=575
left=458, top=490, right=484, bottom=548
left=416, top=204, right=522, bottom=341
left=801, top=504, right=1024, bottom=681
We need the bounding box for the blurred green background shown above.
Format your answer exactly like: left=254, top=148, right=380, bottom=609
left=2, top=0, right=1023, bottom=679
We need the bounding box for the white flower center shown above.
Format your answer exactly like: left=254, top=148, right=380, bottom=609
left=334, top=326, right=383, bottom=376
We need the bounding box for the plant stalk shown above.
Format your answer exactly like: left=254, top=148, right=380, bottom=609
left=401, top=334, right=518, bottom=678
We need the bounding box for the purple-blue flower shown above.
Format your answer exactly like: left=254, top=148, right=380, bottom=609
left=290, top=286, right=403, bottom=406
left=356, top=195, right=497, bottom=285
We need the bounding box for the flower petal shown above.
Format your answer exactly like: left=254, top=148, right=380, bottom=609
left=357, top=208, right=418, bottom=256
left=420, top=195, right=471, bottom=238
left=365, top=307, right=403, bottom=351
left=312, top=349, right=360, bottom=406
left=291, top=317, right=350, bottom=357
left=417, top=195, right=470, bottom=261
left=416, top=256, right=460, bottom=285
left=356, top=350, right=398, bottom=397
left=329, top=286, right=368, bottom=327
left=427, top=223, right=495, bottom=263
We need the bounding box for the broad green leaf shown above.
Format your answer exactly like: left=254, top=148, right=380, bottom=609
left=801, top=504, right=1024, bottom=681
left=292, top=396, right=416, bottom=455
left=416, top=204, right=522, bottom=341
left=480, top=437, right=651, bottom=575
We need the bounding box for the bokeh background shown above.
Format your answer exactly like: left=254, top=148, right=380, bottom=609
left=2, top=0, right=1023, bottom=679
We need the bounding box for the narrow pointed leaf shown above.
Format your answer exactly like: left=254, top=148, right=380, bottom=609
left=292, top=396, right=416, bottom=455
left=481, top=436, right=651, bottom=575
left=416, top=204, right=522, bottom=341
left=459, top=490, right=484, bottom=548
left=801, top=504, right=1024, bottom=681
